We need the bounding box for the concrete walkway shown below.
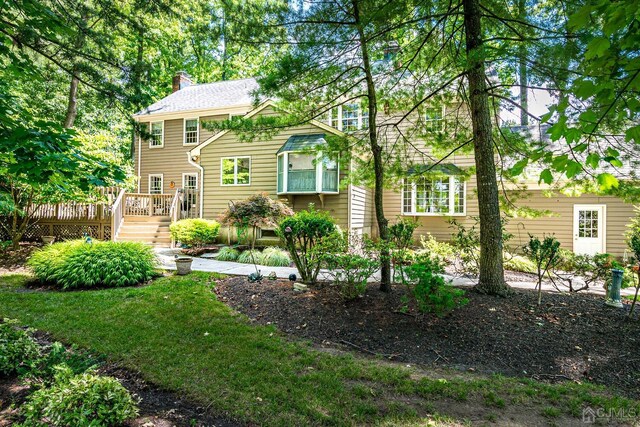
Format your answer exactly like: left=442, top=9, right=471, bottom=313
left=155, top=248, right=637, bottom=297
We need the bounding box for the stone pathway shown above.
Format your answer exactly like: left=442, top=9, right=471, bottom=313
left=155, top=248, right=636, bottom=297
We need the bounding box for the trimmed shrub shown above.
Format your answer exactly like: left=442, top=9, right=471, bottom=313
left=278, top=206, right=337, bottom=284
left=402, top=255, right=468, bottom=316
left=28, top=240, right=156, bottom=289
left=389, top=217, right=419, bottom=250
left=216, top=247, right=239, bottom=262
left=261, top=247, right=291, bottom=267
left=0, top=319, right=40, bottom=376
left=170, top=218, right=221, bottom=247
left=21, top=365, right=138, bottom=427
left=238, top=249, right=265, bottom=265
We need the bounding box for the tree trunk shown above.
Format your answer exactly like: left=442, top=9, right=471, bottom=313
left=63, top=73, right=80, bottom=128
left=353, top=0, right=391, bottom=292
left=518, top=0, right=528, bottom=126
left=462, top=0, right=509, bottom=296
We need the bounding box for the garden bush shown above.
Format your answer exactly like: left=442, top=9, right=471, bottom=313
left=20, top=365, right=138, bottom=427
left=261, top=247, right=291, bottom=267
left=389, top=217, right=419, bottom=250
left=170, top=218, right=221, bottom=247
left=419, top=234, right=456, bottom=264
left=0, top=319, right=40, bottom=376
left=238, top=249, right=265, bottom=265
left=27, top=342, right=100, bottom=387
left=321, top=233, right=379, bottom=299
left=402, top=255, right=468, bottom=316
left=28, top=240, right=156, bottom=289
left=524, top=234, right=561, bottom=305
left=278, top=206, right=336, bottom=284
left=216, top=246, right=239, bottom=262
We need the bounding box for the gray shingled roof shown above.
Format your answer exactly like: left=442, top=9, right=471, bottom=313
left=135, top=78, right=261, bottom=116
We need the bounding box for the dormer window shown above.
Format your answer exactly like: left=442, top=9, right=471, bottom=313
left=327, top=103, right=368, bottom=132
left=184, top=118, right=199, bottom=145
left=276, top=134, right=339, bottom=194
left=149, top=121, right=164, bottom=148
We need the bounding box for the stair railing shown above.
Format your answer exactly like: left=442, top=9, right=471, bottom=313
left=110, top=188, right=126, bottom=241
left=169, top=189, right=181, bottom=248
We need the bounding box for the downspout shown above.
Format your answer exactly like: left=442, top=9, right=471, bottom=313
left=186, top=152, right=204, bottom=218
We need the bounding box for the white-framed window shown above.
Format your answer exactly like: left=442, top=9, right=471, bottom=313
left=276, top=152, right=339, bottom=194
left=221, top=156, right=251, bottom=186
left=149, top=174, right=163, bottom=194
left=402, top=176, right=465, bottom=216
left=425, top=106, right=444, bottom=132
left=327, top=103, right=368, bottom=132
left=149, top=121, right=164, bottom=148
left=183, top=118, right=199, bottom=145
left=182, top=173, right=198, bottom=190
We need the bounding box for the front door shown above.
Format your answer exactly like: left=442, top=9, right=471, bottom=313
left=573, top=205, right=606, bottom=256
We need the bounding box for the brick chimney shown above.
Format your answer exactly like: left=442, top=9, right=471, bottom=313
left=172, top=71, right=192, bottom=93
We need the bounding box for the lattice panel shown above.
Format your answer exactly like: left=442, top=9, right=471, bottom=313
left=103, top=226, right=112, bottom=241
left=53, top=224, right=100, bottom=240
left=22, top=224, right=53, bottom=242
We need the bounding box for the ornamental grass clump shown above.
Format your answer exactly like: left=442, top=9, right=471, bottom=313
left=28, top=240, right=156, bottom=289
left=170, top=218, right=221, bottom=247
left=261, top=247, right=291, bottom=267
left=238, top=249, right=266, bottom=265
left=216, top=246, right=240, bottom=262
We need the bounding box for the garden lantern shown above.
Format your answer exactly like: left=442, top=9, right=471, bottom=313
left=606, top=269, right=624, bottom=308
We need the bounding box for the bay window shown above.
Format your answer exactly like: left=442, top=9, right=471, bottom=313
left=402, top=176, right=465, bottom=215
left=276, top=152, right=339, bottom=194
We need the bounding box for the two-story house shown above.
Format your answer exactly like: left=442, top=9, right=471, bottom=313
left=128, top=71, right=637, bottom=257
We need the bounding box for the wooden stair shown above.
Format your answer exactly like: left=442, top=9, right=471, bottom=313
left=116, top=216, right=171, bottom=246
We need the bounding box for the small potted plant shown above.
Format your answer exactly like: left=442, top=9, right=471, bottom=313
left=42, top=236, right=55, bottom=244
left=174, top=255, right=193, bottom=275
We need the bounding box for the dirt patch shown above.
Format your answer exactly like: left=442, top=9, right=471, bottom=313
left=0, top=243, right=40, bottom=275
left=216, top=277, right=640, bottom=399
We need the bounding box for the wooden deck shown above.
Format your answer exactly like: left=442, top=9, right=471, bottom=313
left=6, top=187, right=200, bottom=243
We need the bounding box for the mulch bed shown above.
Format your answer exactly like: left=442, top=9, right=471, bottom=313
left=0, top=243, right=40, bottom=274
left=216, top=277, right=640, bottom=399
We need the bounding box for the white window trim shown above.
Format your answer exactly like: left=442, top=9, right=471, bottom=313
left=401, top=176, right=466, bottom=216
left=182, top=172, right=198, bottom=190
left=183, top=117, right=199, bottom=146
left=425, top=105, right=446, bottom=132
left=148, top=173, right=164, bottom=194
left=220, top=156, right=251, bottom=186
left=149, top=121, right=164, bottom=148
left=276, top=151, right=340, bottom=195
left=327, top=104, right=367, bottom=132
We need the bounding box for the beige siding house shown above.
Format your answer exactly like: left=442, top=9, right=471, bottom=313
left=130, top=72, right=637, bottom=256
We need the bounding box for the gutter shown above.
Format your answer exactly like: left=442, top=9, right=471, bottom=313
left=186, top=152, right=204, bottom=218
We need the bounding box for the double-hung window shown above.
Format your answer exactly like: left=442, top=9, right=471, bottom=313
left=402, top=176, right=465, bottom=215
left=149, top=174, right=163, bottom=194
left=327, top=103, right=368, bottom=132
left=149, top=121, right=164, bottom=148
left=182, top=173, right=198, bottom=190
left=221, top=157, right=251, bottom=185
left=184, top=118, right=199, bottom=145
left=425, top=107, right=444, bottom=132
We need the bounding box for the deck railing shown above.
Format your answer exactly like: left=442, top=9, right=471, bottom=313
left=123, top=193, right=173, bottom=216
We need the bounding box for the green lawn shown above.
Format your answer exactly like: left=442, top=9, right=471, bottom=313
left=0, top=272, right=638, bottom=426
